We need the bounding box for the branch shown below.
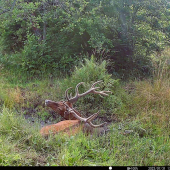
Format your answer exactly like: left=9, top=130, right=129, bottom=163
left=0, top=0, right=17, bottom=15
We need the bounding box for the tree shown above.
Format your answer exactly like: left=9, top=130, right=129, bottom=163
left=0, top=0, right=17, bottom=15
left=0, top=0, right=169, bottom=77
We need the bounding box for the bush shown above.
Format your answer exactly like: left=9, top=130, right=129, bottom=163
left=55, top=56, right=124, bottom=119
left=16, top=34, right=55, bottom=75
left=0, top=33, right=84, bottom=77
left=0, top=0, right=168, bottom=79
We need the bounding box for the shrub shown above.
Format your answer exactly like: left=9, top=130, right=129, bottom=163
left=55, top=56, right=124, bottom=118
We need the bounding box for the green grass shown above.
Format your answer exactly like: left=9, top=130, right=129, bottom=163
left=0, top=57, right=170, bottom=166
left=0, top=108, right=169, bottom=166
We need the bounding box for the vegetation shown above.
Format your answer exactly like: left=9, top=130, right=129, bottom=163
left=0, top=0, right=170, bottom=167
left=0, top=0, right=170, bottom=78
left=0, top=56, right=170, bottom=166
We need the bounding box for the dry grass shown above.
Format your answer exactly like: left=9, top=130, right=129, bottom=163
left=133, top=80, right=170, bottom=110
left=126, top=78, right=170, bottom=137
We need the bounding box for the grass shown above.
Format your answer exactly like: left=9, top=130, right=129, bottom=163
left=0, top=57, right=170, bottom=166
left=0, top=108, right=169, bottom=166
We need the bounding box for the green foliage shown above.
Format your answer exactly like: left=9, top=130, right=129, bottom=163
left=72, top=55, right=111, bottom=83
left=54, top=56, right=124, bottom=117
left=19, top=34, right=57, bottom=75
left=0, top=0, right=170, bottom=77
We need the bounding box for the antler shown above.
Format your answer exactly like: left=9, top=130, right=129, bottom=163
left=65, top=80, right=111, bottom=103
left=63, top=102, right=107, bottom=128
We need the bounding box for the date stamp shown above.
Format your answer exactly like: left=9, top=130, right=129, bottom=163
left=148, top=167, right=166, bottom=170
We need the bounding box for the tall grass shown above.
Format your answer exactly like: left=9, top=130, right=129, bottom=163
left=152, top=47, right=170, bottom=80
left=0, top=53, right=170, bottom=166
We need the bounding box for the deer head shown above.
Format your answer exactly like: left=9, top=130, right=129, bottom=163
left=45, top=80, right=111, bottom=120
left=44, top=100, right=78, bottom=120
left=40, top=103, right=109, bottom=137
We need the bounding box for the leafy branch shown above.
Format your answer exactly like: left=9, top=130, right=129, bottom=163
left=0, top=0, right=17, bottom=15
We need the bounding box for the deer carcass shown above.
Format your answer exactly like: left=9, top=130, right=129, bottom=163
left=40, top=81, right=111, bottom=137
left=45, top=80, right=111, bottom=120
left=40, top=102, right=108, bottom=137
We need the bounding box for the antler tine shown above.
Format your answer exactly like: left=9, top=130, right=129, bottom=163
left=86, top=111, right=99, bottom=122
left=65, top=82, right=84, bottom=103
left=86, top=111, right=107, bottom=128
left=63, top=102, right=107, bottom=128
left=91, top=80, right=103, bottom=88
left=63, top=102, right=86, bottom=121
left=65, top=87, right=73, bottom=100
left=92, top=80, right=112, bottom=96
left=75, top=82, right=84, bottom=96
left=65, top=80, right=111, bottom=103
left=93, top=90, right=112, bottom=96
left=89, top=121, right=107, bottom=128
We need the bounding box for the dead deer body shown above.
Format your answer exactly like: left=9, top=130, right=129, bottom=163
left=40, top=102, right=109, bottom=137
left=40, top=81, right=111, bottom=137
left=45, top=80, right=111, bottom=120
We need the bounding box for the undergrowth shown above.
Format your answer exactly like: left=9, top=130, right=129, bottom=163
left=0, top=108, right=169, bottom=166
left=0, top=55, right=170, bottom=166
left=0, top=56, right=124, bottom=121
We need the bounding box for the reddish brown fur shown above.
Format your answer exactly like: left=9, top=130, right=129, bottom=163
left=40, top=120, right=82, bottom=137
left=40, top=119, right=108, bottom=137
left=45, top=100, right=81, bottom=120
